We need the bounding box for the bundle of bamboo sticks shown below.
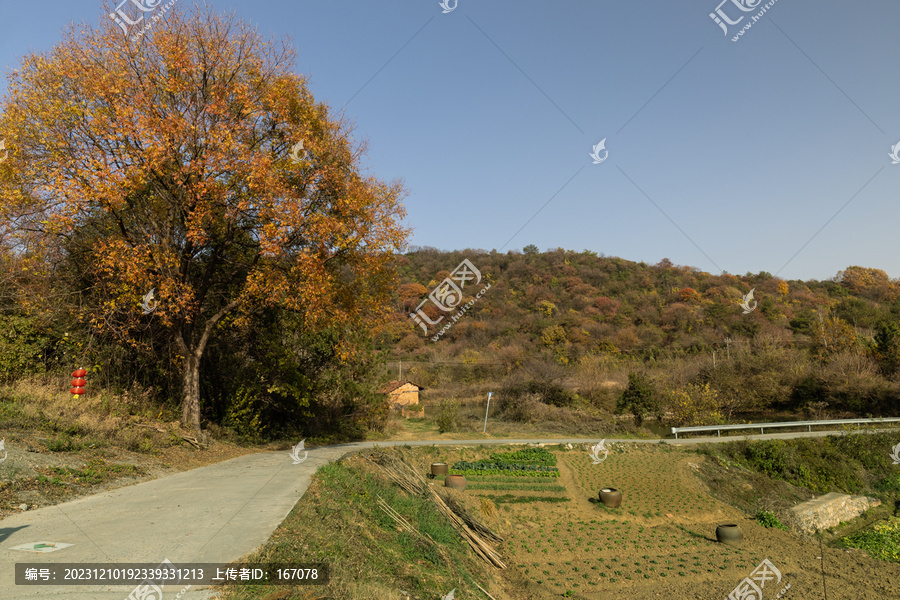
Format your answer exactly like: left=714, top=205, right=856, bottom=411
left=428, top=487, right=506, bottom=569
left=441, top=493, right=504, bottom=545
left=368, top=451, right=428, bottom=495
left=367, top=451, right=506, bottom=569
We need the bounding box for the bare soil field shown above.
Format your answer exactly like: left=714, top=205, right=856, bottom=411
left=400, top=443, right=900, bottom=600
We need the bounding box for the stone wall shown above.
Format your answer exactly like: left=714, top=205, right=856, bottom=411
left=788, top=492, right=881, bottom=534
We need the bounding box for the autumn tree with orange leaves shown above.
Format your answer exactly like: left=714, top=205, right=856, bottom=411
left=0, top=6, right=408, bottom=433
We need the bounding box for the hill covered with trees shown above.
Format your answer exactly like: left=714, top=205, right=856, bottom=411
left=379, top=247, right=900, bottom=426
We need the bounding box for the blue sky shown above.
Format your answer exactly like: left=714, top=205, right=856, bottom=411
left=1, top=0, right=898, bottom=281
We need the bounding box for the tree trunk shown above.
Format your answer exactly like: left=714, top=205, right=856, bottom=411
left=175, top=298, right=244, bottom=436
left=181, top=350, right=202, bottom=434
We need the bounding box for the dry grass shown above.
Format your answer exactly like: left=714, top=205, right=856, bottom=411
left=2, top=374, right=186, bottom=452
left=481, top=497, right=496, bottom=517
left=0, top=374, right=258, bottom=519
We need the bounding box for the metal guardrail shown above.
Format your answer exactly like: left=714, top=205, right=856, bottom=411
left=670, top=417, right=900, bottom=439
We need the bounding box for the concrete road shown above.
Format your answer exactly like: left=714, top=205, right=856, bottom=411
left=0, top=428, right=887, bottom=599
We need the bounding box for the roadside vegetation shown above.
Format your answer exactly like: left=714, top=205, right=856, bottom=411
left=214, top=452, right=500, bottom=600
left=0, top=377, right=257, bottom=517
left=694, top=431, right=900, bottom=497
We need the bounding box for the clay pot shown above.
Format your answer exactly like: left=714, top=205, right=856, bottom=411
left=431, top=463, right=449, bottom=477
left=599, top=487, right=622, bottom=508
left=716, top=524, right=742, bottom=545
left=445, top=474, right=467, bottom=491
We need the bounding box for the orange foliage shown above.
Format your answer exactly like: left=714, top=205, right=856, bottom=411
left=0, top=6, right=409, bottom=429
left=836, top=266, right=898, bottom=302
left=679, top=287, right=701, bottom=303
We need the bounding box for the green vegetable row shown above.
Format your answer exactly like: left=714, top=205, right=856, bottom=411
left=452, top=460, right=559, bottom=473
left=449, top=468, right=560, bottom=478
left=489, top=448, right=557, bottom=465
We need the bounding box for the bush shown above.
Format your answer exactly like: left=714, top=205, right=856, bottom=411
left=0, top=314, right=53, bottom=381
left=874, top=473, right=900, bottom=494
left=744, top=440, right=787, bottom=478
left=223, top=386, right=268, bottom=440
left=496, top=393, right=536, bottom=423
left=436, top=398, right=460, bottom=433
left=755, top=510, right=788, bottom=530
left=666, top=382, right=722, bottom=427
left=841, top=516, right=900, bottom=562
left=707, top=435, right=892, bottom=495
left=615, top=372, right=658, bottom=426
left=500, top=379, right=575, bottom=408
left=701, top=343, right=798, bottom=416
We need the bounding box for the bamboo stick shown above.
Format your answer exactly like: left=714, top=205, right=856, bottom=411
left=473, top=581, right=498, bottom=600
left=368, top=452, right=506, bottom=568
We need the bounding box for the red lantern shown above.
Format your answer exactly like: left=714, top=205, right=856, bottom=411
left=71, top=368, right=87, bottom=395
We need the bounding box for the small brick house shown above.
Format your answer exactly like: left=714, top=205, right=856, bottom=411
left=381, top=380, right=425, bottom=418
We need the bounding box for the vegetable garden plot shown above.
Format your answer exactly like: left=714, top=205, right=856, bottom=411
left=503, top=514, right=756, bottom=593
left=567, top=445, right=717, bottom=518
left=422, top=444, right=900, bottom=598
left=492, top=446, right=767, bottom=596
left=443, top=446, right=564, bottom=498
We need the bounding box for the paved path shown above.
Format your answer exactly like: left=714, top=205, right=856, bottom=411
left=0, top=429, right=889, bottom=599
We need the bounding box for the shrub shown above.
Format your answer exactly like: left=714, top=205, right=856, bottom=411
left=666, top=382, right=722, bottom=427
left=0, top=314, right=52, bottom=382
left=436, top=398, right=460, bottom=433
left=745, top=440, right=787, bottom=478
left=497, top=393, right=536, bottom=422
left=755, top=510, right=788, bottom=530
left=501, top=379, right=576, bottom=408
left=874, top=473, right=900, bottom=493
left=615, top=372, right=658, bottom=426
left=841, top=516, right=900, bottom=562
left=531, top=380, right=576, bottom=407
left=223, top=385, right=267, bottom=440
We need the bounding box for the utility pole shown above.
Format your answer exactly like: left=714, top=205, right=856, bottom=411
left=712, top=350, right=716, bottom=369
left=724, top=337, right=731, bottom=360
left=483, top=392, right=493, bottom=433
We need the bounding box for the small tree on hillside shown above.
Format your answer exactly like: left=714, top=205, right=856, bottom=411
left=667, top=383, right=722, bottom=427
left=871, top=323, right=900, bottom=379
left=616, top=372, right=659, bottom=426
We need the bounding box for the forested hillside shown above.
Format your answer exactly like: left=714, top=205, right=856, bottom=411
left=379, top=247, right=900, bottom=424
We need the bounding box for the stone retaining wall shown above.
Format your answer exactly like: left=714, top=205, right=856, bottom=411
left=789, top=492, right=880, bottom=534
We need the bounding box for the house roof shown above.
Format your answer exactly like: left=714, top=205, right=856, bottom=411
left=379, top=380, right=424, bottom=394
